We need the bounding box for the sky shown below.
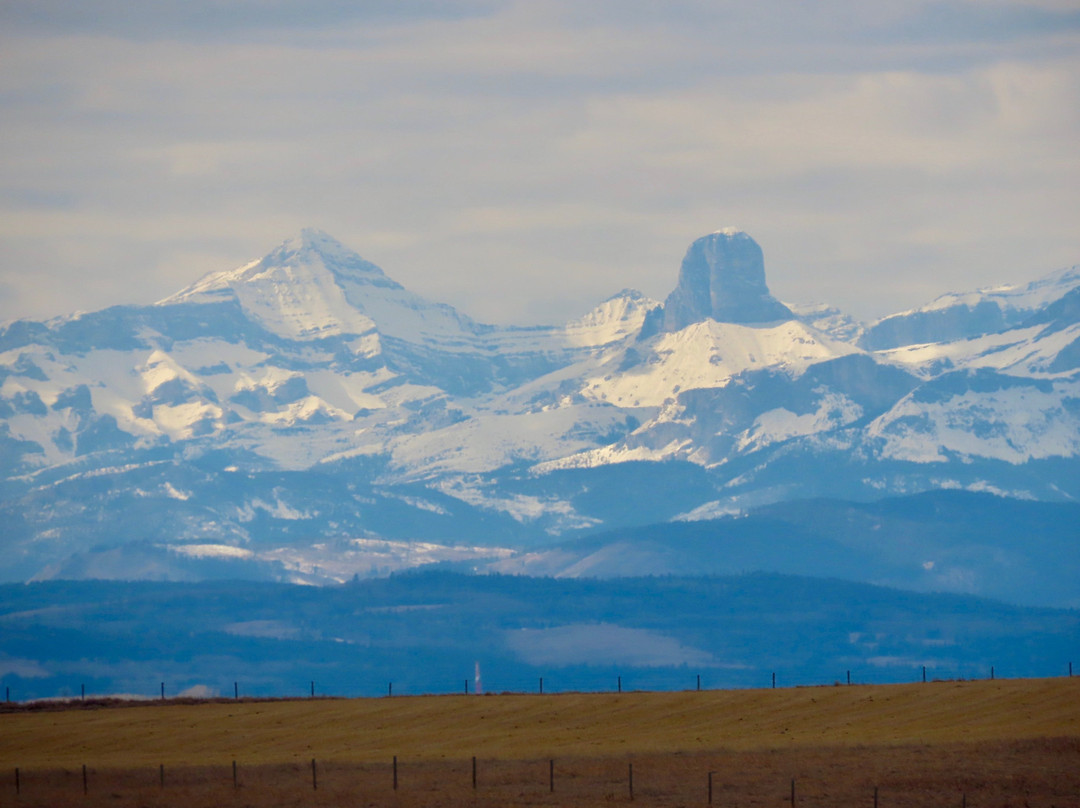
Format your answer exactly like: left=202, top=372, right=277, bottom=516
left=1, top=0, right=1079, bottom=328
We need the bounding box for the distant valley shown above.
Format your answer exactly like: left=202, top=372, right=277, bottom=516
left=1, top=572, right=1075, bottom=701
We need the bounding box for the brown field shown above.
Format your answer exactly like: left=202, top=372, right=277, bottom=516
left=2, top=677, right=1078, bottom=807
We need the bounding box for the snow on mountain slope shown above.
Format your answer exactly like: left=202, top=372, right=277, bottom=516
left=166, top=231, right=658, bottom=364
left=472, top=289, right=660, bottom=361
left=563, top=289, right=659, bottom=348
left=493, top=318, right=859, bottom=423
left=787, top=302, right=865, bottom=344
left=535, top=351, right=908, bottom=472
left=582, top=319, right=860, bottom=409
left=734, top=390, right=865, bottom=454
left=867, top=370, right=1080, bottom=464
left=3, top=226, right=1080, bottom=583
left=919, top=264, right=1080, bottom=314
left=860, top=264, right=1080, bottom=350
left=878, top=321, right=1080, bottom=379
left=0, top=232, right=668, bottom=489
left=164, top=228, right=478, bottom=347
left=166, top=253, right=378, bottom=342
left=387, top=402, right=631, bottom=479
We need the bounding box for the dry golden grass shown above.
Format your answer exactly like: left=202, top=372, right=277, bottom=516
left=2, top=676, right=1077, bottom=768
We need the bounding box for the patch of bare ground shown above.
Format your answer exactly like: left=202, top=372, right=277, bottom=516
left=2, top=678, right=1078, bottom=806
left=2, top=739, right=1078, bottom=807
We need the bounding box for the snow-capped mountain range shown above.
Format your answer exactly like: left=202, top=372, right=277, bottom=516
left=3, top=228, right=1079, bottom=585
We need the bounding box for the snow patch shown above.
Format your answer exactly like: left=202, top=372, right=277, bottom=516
left=870, top=378, right=1080, bottom=463
left=236, top=496, right=311, bottom=522
left=167, top=543, right=254, bottom=560
left=736, top=393, right=863, bottom=453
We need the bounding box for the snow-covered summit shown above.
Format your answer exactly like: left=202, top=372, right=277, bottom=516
left=163, top=229, right=396, bottom=306
left=160, top=228, right=479, bottom=345
left=919, top=264, right=1080, bottom=315
left=860, top=263, right=1080, bottom=351
left=264, top=228, right=402, bottom=287
left=563, top=289, right=659, bottom=348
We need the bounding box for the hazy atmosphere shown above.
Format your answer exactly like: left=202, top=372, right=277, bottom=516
left=3, top=12, right=1080, bottom=797
left=2, top=0, right=1079, bottom=326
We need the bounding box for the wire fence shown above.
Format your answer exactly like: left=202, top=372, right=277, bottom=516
left=5, top=741, right=1079, bottom=808
left=2, top=659, right=1074, bottom=705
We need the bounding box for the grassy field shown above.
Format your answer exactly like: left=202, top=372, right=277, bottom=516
left=3, top=676, right=1077, bottom=767
left=2, top=677, right=1078, bottom=806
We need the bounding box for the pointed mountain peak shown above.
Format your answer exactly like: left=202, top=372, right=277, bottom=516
left=573, top=288, right=659, bottom=326
left=162, top=230, right=399, bottom=308
left=661, top=229, right=793, bottom=331
left=565, top=289, right=660, bottom=347
left=275, top=227, right=354, bottom=261
left=263, top=228, right=398, bottom=286
left=603, top=288, right=652, bottom=304
left=158, top=230, right=480, bottom=345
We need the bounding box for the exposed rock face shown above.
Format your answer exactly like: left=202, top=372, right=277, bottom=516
left=662, top=229, right=793, bottom=331
left=859, top=301, right=1008, bottom=351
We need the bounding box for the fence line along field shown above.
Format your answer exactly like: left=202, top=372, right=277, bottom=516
left=2, top=740, right=1079, bottom=808
left=2, top=677, right=1078, bottom=807
left=2, top=676, right=1077, bottom=768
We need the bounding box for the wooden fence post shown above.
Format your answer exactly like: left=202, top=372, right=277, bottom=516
left=628, top=762, right=633, bottom=801
left=708, top=771, right=714, bottom=805
left=232, top=760, right=237, bottom=789
left=549, top=759, right=554, bottom=793
left=312, top=758, right=317, bottom=791
left=15, top=767, right=20, bottom=795
left=82, top=763, right=87, bottom=794
left=791, top=777, right=795, bottom=807
left=874, top=785, right=879, bottom=808
left=472, top=756, right=477, bottom=789
left=160, top=763, right=164, bottom=789
left=393, top=756, right=398, bottom=790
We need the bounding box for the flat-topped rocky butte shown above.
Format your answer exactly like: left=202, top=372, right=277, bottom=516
left=662, top=229, right=794, bottom=330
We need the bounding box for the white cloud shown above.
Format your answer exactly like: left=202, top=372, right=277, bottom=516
left=0, top=0, right=1078, bottom=326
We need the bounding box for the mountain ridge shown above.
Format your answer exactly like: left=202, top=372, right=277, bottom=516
left=2, top=227, right=1079, bottom=588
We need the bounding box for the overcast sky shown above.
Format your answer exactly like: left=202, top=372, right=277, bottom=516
left=1, top=0, right=1078, bottom=327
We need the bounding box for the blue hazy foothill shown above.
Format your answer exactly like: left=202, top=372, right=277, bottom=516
left=0, top=572, right=1075, bottom=701
left=0, top=228, right=1078, bottom=695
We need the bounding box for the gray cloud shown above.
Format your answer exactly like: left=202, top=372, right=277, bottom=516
left=0, top=0, right=496, bottom=39
left=1, top=0, right=1078, bottom=327
left=878, top=1, right=1080, bottom=45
